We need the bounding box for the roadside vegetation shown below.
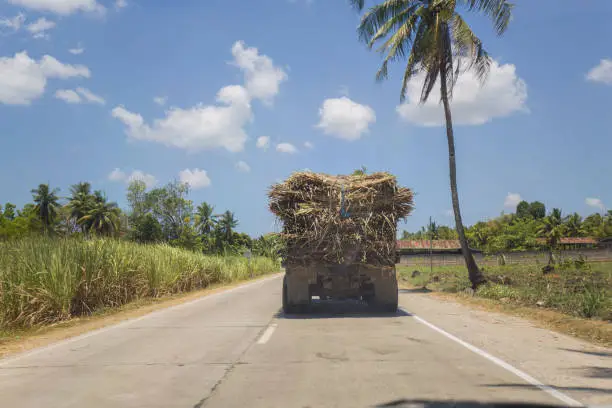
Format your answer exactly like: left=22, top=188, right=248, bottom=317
left=398, top=261, right=612, bottom=321
left=402, top=200, right=612, bottom=255
left=0, top=180, right=283, bottom=331
left=0, top=238, right=278, bottom=328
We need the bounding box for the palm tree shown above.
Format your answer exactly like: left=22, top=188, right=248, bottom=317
left=349, top=0, right=512, bottom=289
left=563, top=212, right=582, bottom=238
left=66, top=182, right=93, bottom=233
left=31, top=183, right=61, bottom=234
left=195, top=202, right=216, bottom=236
left=79, top=192, right=121, bottom=236
left=537, top=208, right=564, bottom=266
left=216, top=210, right=238, bottom=243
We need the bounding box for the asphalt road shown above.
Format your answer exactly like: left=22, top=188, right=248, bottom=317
left=1, top=274, right=610, bottom=408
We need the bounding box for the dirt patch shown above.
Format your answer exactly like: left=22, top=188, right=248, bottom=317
left=0, top=274, right=280, bottom=359
left=400, top=282, right=612, bottom=348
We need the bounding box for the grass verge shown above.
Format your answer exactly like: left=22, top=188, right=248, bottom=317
left=0, top=274, right=280, bottom=359
left=398, top=262, right=612, bottom=347
left=0, top=238, right=279, bottom=329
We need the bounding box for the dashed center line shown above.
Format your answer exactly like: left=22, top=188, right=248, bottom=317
left=257, top=323, right=278, bottom=345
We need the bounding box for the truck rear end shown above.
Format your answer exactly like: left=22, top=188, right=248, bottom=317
left=268, top=171, right=413, bottom=314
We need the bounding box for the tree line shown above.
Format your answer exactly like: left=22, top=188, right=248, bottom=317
left=402, top=200, right=612, bottom=255
left=0, top=180, right=283, bottom=260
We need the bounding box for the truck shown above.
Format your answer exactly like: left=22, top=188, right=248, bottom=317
left=269, top=171, right=414, bottom=314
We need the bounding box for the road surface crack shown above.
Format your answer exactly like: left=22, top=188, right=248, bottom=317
left=192, top=316, right=278, bottom=408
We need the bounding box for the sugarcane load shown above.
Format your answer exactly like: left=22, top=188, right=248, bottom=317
left=269, top=171, right=414, bottom=313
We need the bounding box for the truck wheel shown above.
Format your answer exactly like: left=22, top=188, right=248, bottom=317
left=282, top=275, right=303, bottom=314
left=372, top=276, right=398, bottom=313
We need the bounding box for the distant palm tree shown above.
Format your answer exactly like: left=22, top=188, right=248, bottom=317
left=216, top=210, right=238, bottom=243
left=195, top=202, right=216, bottom=236
left=563, top=212, right=583, bottom=237
left=349, top=0, right=513, bottom=289
left=79, top=192, right=121, bottom=236
left=31, top=184, right=61, bottom=234
left=537, top=208, right=564, bottom=266
left=66, top=182, right=93, bottom=233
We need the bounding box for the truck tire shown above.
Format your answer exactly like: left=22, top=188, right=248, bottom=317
left=282, top=275, right=305, bottom=314
left=372, top=275, right=398, bottom=313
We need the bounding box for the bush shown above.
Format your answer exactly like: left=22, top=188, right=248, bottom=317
left=0, top=237, right=279, bottom=328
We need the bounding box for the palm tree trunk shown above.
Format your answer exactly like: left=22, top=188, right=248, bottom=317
left=439, top=66, right=486, bottom=289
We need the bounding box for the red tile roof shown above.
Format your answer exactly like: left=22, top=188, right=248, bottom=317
left=397, top=240, right=462, bottom=250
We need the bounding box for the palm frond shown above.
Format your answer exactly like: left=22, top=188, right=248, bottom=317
left=349, top=0, right=366, bottom=11
left=451, top=13, right=490, bottom=82
left=458, top=0, right=513, bottom=35
left=361, top=2, right=420, bottom=46
left=374, top=8, right=425, bottom=82
left=358, top=0, right=421, bottom=43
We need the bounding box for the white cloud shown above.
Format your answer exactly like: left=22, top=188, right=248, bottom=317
left=115, top=0, right=127, bottom=9
left=108, top=168, right=157, bottom=188
left=0, top=13, right=26, bottom=31
left=112, top=85, right=251, bottom=153
left=8, top=0, right=105, bottom=15
left=153, top=96, right=167, bottom=106
left=0, top=51, right=90, bottom=105
left=397, top=60, right=528, bottom=127
left=112, top=41, right=286, bottom=153
left=235, top=160, right=251, bottom=173
left=276, top=142, right=297, bottom=154
left=256, top=135, right=270, bottom=150
left=128, top=170, right=157, bottom=188
left=26, top=17, right=55, bottom=39
left=231, top=40, right=287, bottom=105
left=586, top=59, right=612, bottom=85
left=54, top=89, right=81, bottom=103
left=504, top=192, right=522, bottom=209
left=304, top=141, right=314, bottom=149
left=76, top=87, right=104, bottom=104
left=54, top=87, right=104, bottom=105
left=585, top=197, right=606, bottom=212
left=108, top=168, right=126, bottom=181
left=316, top=96, right=376, bottom=141
left=39, top=55, right=90, bottom=78
left=69, top=46, right=84, bottom=55
left=179, top=168, right=211, bottom=189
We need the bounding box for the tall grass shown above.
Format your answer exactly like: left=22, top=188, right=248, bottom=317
left=0, top=238, right=279, bottom=328
left=398, top=261, right=612, bottom=320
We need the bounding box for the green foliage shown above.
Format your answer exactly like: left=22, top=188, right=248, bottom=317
left=31, top=184, right=61, bottom=234
left=147, top=181, right=194, bottom=241
left=398, top=261, right=612, bottom=320
left=352, top=166, right=368, bottom=176
left=529, top=201, right=546, bottom=219
left=131, top=214, right=164, bottom=243
left=252, top=234, right=285, bottom=262
left=2, top=203, right=16, bottom=221
left=403, top=204, right=611, bottom=254
left=0, top=237, right=279, bottom=328
left=516, top=200, right=530, bottom=219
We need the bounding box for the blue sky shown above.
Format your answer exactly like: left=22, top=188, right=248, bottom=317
left=0, top=0, right=611, bottom=237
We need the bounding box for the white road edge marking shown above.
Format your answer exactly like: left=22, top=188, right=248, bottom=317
left=400, top=308, right=584, bottom=407
left=0, top=274, right=283, bottom=367
left=257, top=323, right=278, bottom=345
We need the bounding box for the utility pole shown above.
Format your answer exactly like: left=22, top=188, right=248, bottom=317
left=429, top=216, right=433, bottom=276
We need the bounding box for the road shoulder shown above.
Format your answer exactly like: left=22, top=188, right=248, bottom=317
left=399, top=290, right=612, bottom=406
